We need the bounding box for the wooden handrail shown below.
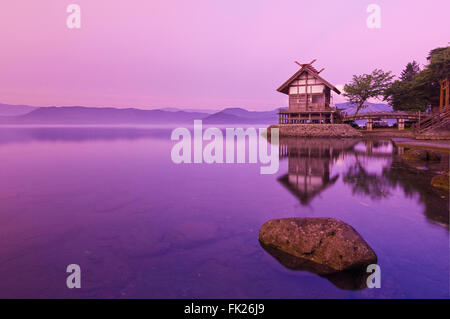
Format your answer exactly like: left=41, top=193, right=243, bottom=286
left=417, top=107, right=450, bottom=134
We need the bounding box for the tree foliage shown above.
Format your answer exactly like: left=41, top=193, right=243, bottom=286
left=384, top=61, right=425, bottom=111
left=400, top=61, right=420, bottom=81
left=343, top=69, right=394, bottom=114
left=427, top=46, right=450, bottom=80
left=384, top=46, right=450, bottom=112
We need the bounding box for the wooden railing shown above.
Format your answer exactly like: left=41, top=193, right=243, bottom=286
left=414, top=107, right=450, bottom=134
left=342, top=111, right=423, bottom=122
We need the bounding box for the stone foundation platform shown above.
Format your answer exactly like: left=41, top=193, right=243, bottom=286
left=267, top=124, right=363, bottom=138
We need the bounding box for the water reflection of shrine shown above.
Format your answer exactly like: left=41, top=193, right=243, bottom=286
left=278, top=138, right=358, bottom=205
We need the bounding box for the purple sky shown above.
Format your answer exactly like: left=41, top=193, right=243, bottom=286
left=0, top=0, right=448, bottom=110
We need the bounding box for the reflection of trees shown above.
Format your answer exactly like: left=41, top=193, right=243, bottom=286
left=342, top=140, right=448, bottom=226
left=371, top=140, right=390, bottom=148
left=343, top=155, right=391, bottom=200
left=382, top=157, right=449, bottom=226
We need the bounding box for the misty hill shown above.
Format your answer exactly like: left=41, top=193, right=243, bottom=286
left=203, top=108, right=279, bottom=124
left=0, top=102, right=397, bottom=126
left=0, top=106, right=210, bottom=125
left=0, top=105, right=282, bottom=125
left=336, top=102, right=393, bottom=115
left=158, top=107, right=218, bottom=114
left=0, top=103, right=37, bottom=116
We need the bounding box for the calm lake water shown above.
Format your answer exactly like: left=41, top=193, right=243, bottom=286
left=0, top=126, right=448, bottom=298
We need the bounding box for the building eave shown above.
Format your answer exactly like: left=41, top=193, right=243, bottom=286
left=277, top=65, right=341, bottom=95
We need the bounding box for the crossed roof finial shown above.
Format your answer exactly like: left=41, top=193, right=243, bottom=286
left=294, top=59, right=317, bottom=68
left=277, top=59, right=340, bottom=94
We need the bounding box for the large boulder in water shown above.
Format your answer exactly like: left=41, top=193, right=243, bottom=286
left=401, top=149, right=441, bottom=162
left=259, top=218, right=377, bottom=274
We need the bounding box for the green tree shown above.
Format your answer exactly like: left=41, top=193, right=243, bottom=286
left=384, top=80, right=428, bottom=112
left=384, top=46, right=449, bottom=111
left=427, top=46, right=450, bottom=80
left=400, top=61, right=420, bottom=81
left=384, top=61, right=426, bottom=111
left=343, top=69, right=394, bottom=114
left=423, top=46, right=450, bottom=106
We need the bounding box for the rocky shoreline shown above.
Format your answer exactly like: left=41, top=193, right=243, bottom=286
left=415, top=132, right=450, bottom=140
left=399, top=147, right=449, bottom=193
left=267, top=125, right=450, bottom=139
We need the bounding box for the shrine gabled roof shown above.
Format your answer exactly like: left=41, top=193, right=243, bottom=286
left=277, top=64, right=341, bottom=95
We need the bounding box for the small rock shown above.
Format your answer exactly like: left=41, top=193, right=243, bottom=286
left=259, top=218, right=377, bottom=274
left=431, top=174, right=449, bottom=191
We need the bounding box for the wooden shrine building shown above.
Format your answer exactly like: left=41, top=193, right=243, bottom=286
left=277, top=60, right=341, bottom=124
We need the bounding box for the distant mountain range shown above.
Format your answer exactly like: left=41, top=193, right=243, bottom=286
left=202, top=108, right=279, bottom=124
left=158, top=107, right=218, bottom=114
left=0, top=102, right=392, bottom=125
left=0, top=103, right=37, bottom=116
left=0, top=106, right=209, bottom=125
left=0, top=104, right=281, bottom=125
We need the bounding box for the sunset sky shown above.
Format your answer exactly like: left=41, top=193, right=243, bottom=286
left=0, top=0, right=448, bottom=110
